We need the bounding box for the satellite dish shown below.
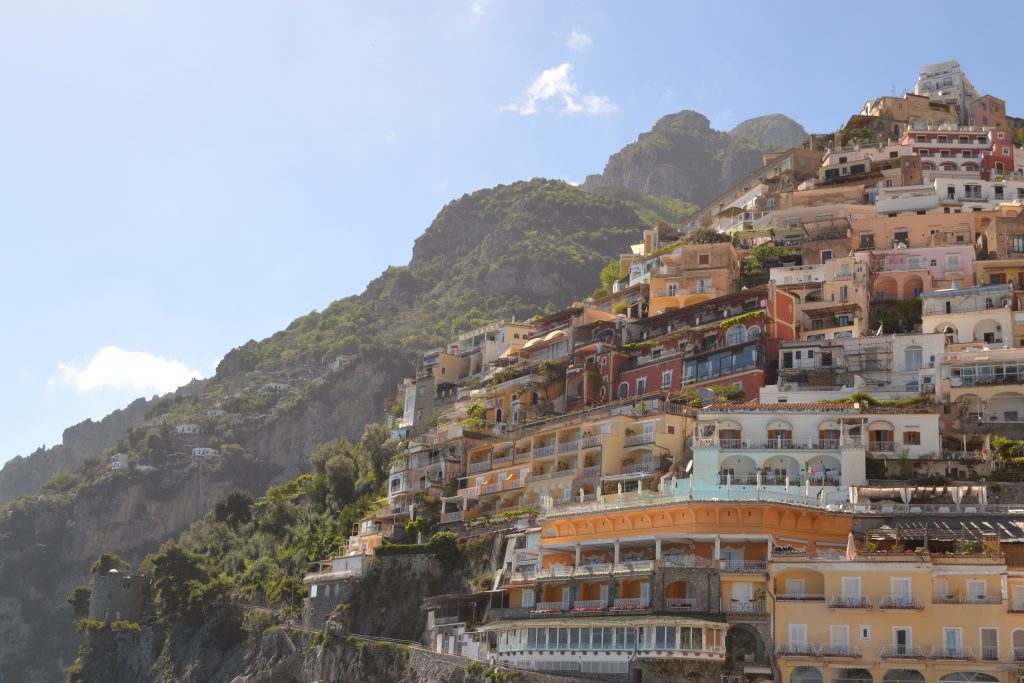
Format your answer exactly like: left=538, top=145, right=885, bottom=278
left=685, top=460, right=693, bottom=473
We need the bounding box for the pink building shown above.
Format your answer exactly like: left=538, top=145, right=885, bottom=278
left=856, top=245, right=975, bottom=302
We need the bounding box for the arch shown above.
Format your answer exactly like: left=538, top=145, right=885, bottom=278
left=903, top=276, right=924, bottom=300
left=962, top=163, right=979, bottom=172
left=763, top=455, right=801, bottom=482
left=495, top=408, right=504, bottom=423
left=904, top=344, right=923, bottom=371
left=805, top=289, right=823, bottom=302
left=934, top=323, right=959, bottom=343
left=807, top=454, right=841, bottom=480
left=866, top=420, right=895, bottom=432
left=883, top=670, right=924, bottom=683
left=833, top=669, right=873, bottom=683
left=665, top=580, right=690, bottom=600
left=790, top=666, right=823, bottom=683
left=747, top=325, right=762, bottom=339
left=874, top=276, right=899, bottom=301
left=726, top=624, right=765, bottom=663
left=767, top=419, right=793, bottom=431
left=972, top=318, right=1003, bottom=344
left=938, top=674, right=999, bottom=682
left=721, top=454, right=757, bottom=477
left=921, top=162, right=935, bottom=171
left=617, top=381, right=629, bottom=399
left=724, top=325, right=744, bottom=346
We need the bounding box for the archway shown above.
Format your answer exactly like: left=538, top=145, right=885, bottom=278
left=938, top=674, right=999, bottom=682
left=874, top=276, right=898, bottom=301
left=833, top=669, right=873, bottom=683
left=972, top=318, right=1003, bottom=344
left=903, top=276, right=924, bottom=300
left=790, top=666, right=823, bottom=683
left=883, top=672, right=924, bottom=683
left=726, top=624, right=765, bottom=664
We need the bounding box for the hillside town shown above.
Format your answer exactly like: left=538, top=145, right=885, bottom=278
left=280, top=62, right=1024, bottom=683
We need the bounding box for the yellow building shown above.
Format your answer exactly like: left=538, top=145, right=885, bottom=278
left=648, top=242, right=741, bottom=315
left=772, top=533, right=1023, bottom=683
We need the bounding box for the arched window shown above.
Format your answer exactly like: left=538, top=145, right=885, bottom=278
left=727, top=325, right=746, bottom=346
left=905, top=345, right=923, bottom=371
left=617, top=382, right=629, bottom=399
left=791, top=667, right=823, bottom=683
left=938, top=674, right=999, bottom=682
left=747, top=325, right=761, bottom=340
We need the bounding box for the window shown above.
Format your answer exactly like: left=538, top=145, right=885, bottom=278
left=946, top=254, right=961, bottom=270
left=860, top=233, right=875, bottom=249
left=830, top=625, right=850, bottom=654
left=905, top=346, right=922, bottom=371
left=860, top=625, right=870, bottom=640
left=967, top=580, right=987, bottom=603
left=521, top=590, right=534, bottom=608
left=636, top=377, right=646, bottom=395
left=903, top=431, right=921, bottom=445
left=789, top=624, right=808, bottom=649
left=822, top=352, right=832, bottom=366
left=661, top=370, right=672, bottom=390
left=820, top=249, right=833, bottom=262
left=617, top=382, right=629, bottom=399
left=785, top=578, right=805, bottom=597
left=942, top=628, right=963, bottom=657
left=893, top=627, right=912, bottom=656
left=980, top=627, right=998, bottom=660
left=1012, top=236, right=1024, bottom=254
left=698, top=253, right=710, bottom=266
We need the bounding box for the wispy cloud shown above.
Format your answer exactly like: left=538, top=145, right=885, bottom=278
left=565, top=30, right=593, bottom=51
left=51, top=346, right=204, bottom=394
left=501, top=63, right=616, bottom=116
left=470, top=1, right=484, bottom=15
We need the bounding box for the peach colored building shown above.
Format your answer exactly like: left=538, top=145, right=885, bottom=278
left=648, top=242, right=740, bottom=315
left=857, top=246, right=975, bottom=302
left=850, top=212, right=995, bottom=251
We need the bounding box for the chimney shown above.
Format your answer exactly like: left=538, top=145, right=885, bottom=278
left=834, top=132, right=843, bottom=149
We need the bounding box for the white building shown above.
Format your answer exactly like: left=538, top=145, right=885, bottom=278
left=914, top=61, right=979, bottom=122
left=260, top=382, right=292, bottom=393
left=110, top=453, right=130, bottom=472
left=206, top=409, right=226, bottom=418
left=175, top=423, right=201, bottom=435
left=191, top=447, right=220, bottom=459
left=921, top=284, right=1014, bottom=346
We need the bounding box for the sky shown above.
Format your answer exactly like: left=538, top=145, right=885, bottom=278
left=2, top=1, right=1022, bottom=465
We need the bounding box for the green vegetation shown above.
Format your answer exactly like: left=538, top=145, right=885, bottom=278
left=90, top=552, right=130, bottom=575
left=841, top=127, right=874, bottom=146
left=241, top=608, right=278, bottom=638
left=742, top=244, right=800, bottom=277
left=870, top=299, right=922, bottom=335
left=67, top=586, right=92, bottom=619
left=681, top=227, right=730, bottom=244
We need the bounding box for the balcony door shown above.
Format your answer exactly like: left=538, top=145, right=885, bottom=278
left=722, top=549, right=743, bottom=570
left=893, top=627, right=911, bottom=657
left=981, top=627, right=998, bottom=660
left=891, top=577, right=912, bottom=607
left=785, top=578, right=806, bottom=598
left=841, top=576, right=861, bottom=606
left=943, top=628, right=963, bottom=657
left=967, top=580, right=987, bottom=603
left=1013, top=585, right=1024, bottom=611
left=788, top=624, right=807, bottom=652
left=830, top=625, right=850, bottom=655
left=599, top=583, right=609, bottom=606
left=733, top=582, right=753, bottom=612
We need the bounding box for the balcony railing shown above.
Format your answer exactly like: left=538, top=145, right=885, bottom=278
left=581, top=435, right=604, bottom=448
left=722, top=599, right=766, bottom=615
left=1009, top=599, right=1024, bottom=613
left=879, top=595, right=923, bottom=610
left=467, top=460, right=491, bottom=474
left=775, top=643, right=818, bottom=657
left=578, top=464, right=602, bottom=479
left=980, top=645, right=999, bottom=661
left=821, top=644, right=861, bottom=658
left=717, top=438, right=853, bottom=450
left=719, top=560, right=767, bottom=574
left=930, top=645, right=975, bottom=660
left=532, top=445, right=556, bottom=458
left=613, top=560, right=655, bottom=574
left=611, top=598, right=649, bottom=610
left=777, top=593, right=825, bottom=602
left=1014, top=647, right=1024, bottom=662
left=572, top=599, right=607, bottom=611
left=533, top=601, right=569, bottom=613
left=502, top=478, right=526, bottom=491
left=869, top=441, right=896, bottom=452
left=829, top=596, right=872, bottom=609
left=456, top=485, right=481, bottom=497
left=557, top=440, right=579, bottom=454
left=481, top=482, right=502, bottom=495
left=441, top=510, right=465, bottom=524
left=666, top=598, right=697, bottom=610
left=624, top=432, right=656, bottom=446
left=550, top=467, right=578, bottom=479
left=574, top=563, right=612, bottom=576
left=879, top=644, right=926, bottom=659
left=623, top=461, right=655, bottom=475
left=491, top=454, right=514, bottom=468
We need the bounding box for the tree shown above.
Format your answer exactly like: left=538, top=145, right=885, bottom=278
left=67, top=586, right=91, bottom=618
left=91, top=552, right=131, bottom=575
left=681, top=227, right=730, bottom=245
left=1014, top=129, right=1024, bottom=148
left=710, top=384, right=746, bottom=403
left=150, top=542, right=211, bottom=622
left=599, top=258, right=623, bottom=290
left=354, top=424, right=401, bottom=482
left=213, top=491, right=254, bottom=528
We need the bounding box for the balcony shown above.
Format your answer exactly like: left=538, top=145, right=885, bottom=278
left=467, top=460, right=491, bottom=474
left=572, top=599, right=608, bottom=612
left=581, top=435, right=604, bottom=448
left=721, top=599, right=767, bottom=615
left=481, top=482, right=502, bottom=495
left=611, top=598, right=649, bottom=611
left=491, top=454, right=514, bottom=468
left=501, top=478, right=526, bottom=491
left=776, top=593, right=825, bottom=602
left=1014, top=647, right=1024, bottom=662
left=456, top=485, right=481, bottom=497
left=557, top=440, right=579, bottom=455
left=775, top=643, right=818, bottom=657
left=623, top=461, right=655, bottom=475
left=666, top=598, right=697, bottom=611
left=550, top=467, right=578, bottom=480
left=879, top=595, right=923, bottom=610
left=624, top=432, right=656, bottom=446
left=613, top=560, right=655, bottom=574
left=821, top=644, right=861, bottom=658
left=532, top=445, right=556, bottom=459
left=869, top=441, right=896, bottom=453
left=933, top=594, right=1001, bottom=605
left=879, top=645, right=926, bottom=659
left=532, top=601, right=569, bottom=613
left=441, top=510, right=466, bottom=524
left=573, top=563, right=613, bottom=576
left=717, top=438, right=851, bottom=450
left=577, top=464, right=602, bottom=480
left=828, top=596, right=872, bottom=609
left=719, top=560, right=767, bottom=574
left=930, top=646, right=975, bottom=660
left=980, top=646, right=999, bottom=661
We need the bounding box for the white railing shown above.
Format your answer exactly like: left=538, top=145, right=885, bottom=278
left=613, top=560, right=654, bottom=574
left=557, top=440, right=579, bottom=454
left=581, top=435, right=604, bottom=448
left=572, top=599, right=607, bottom=610
left=829, top=596, right=871, bottom=609
left=879, top=644, right=925, bottom=659
left=624, top=432, right=656, bottom=446
left=775, top=643, right=818, bottom=656
left=467, top=460, right=491, bottom=474
left=456, top=485, right=481, bottom=497
left=611, top=598, right=649, bottom=610
left=623, top=461, right=655, bottom=474
left=502, top=478, right=526, bottom=491
left=1009, top=599, right=1024, bottom=613
left=491, top=454, right=514, bottom=468
left=533, top=601, right=569, bottom=612
left=930, top=645, right=975, bottom=660
left=532, top=445, right=556, bottom=458
left=666, top=598, right=696, bottom=610
left=879, top=595, right=923, bottom=609
left=441, top=510, right=465, bottom=523
left=578, top=464, right=602, bottom=479
left=722, top=599, right=766, bottom=614
left=719, top=560, right=767, bottom=573
left=481, top=482, right=502, bottom=495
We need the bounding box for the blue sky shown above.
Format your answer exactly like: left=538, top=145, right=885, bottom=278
left=2, top=1, right=1022, bottom=465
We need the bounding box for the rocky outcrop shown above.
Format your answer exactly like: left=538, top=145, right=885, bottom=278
left=583, top=110, right=807, bottom=206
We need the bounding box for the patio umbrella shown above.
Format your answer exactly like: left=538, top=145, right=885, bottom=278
left=688, top=475, right=694, bottom=499
left=951, top=486, right=963, bottom=506
left=579, top=488, right=585, bottom=504
left=804, top=479, right=811, bottom=498
left=980, top=485, right=988, bottom=507
left=846, top=532, right=857, bottom=560
left=900, top=487, right=912, bottom=508
left=785, top=475, right=790, bottom=495
left=848, top=486, right=858, bottom=505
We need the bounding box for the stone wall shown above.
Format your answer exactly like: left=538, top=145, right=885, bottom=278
left=301, top=578, right=361, bottom=628
left=89, top=572, right=148, bottom=623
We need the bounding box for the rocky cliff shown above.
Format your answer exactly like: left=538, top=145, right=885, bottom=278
left=583, top=110, right=807, bottom=206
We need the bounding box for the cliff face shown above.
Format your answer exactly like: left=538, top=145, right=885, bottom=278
left=583, top=110, right=807, bottom=206
left=0, top=397, right=151, bottom=506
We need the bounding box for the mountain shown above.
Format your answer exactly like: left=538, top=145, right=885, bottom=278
left=583, top=110, right=807, bottom=206
left=0, top=111, right=790, bottom=682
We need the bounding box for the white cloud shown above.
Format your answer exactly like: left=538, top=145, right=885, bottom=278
left=383, top=129, right=397, bottom=143
left=565, top=30, right=593, bottom=51
left=470, top=1, right=484, bottom=14
left=52, top=346, right=204, bottom=394
left=502, top=63, right=616, bottom=116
